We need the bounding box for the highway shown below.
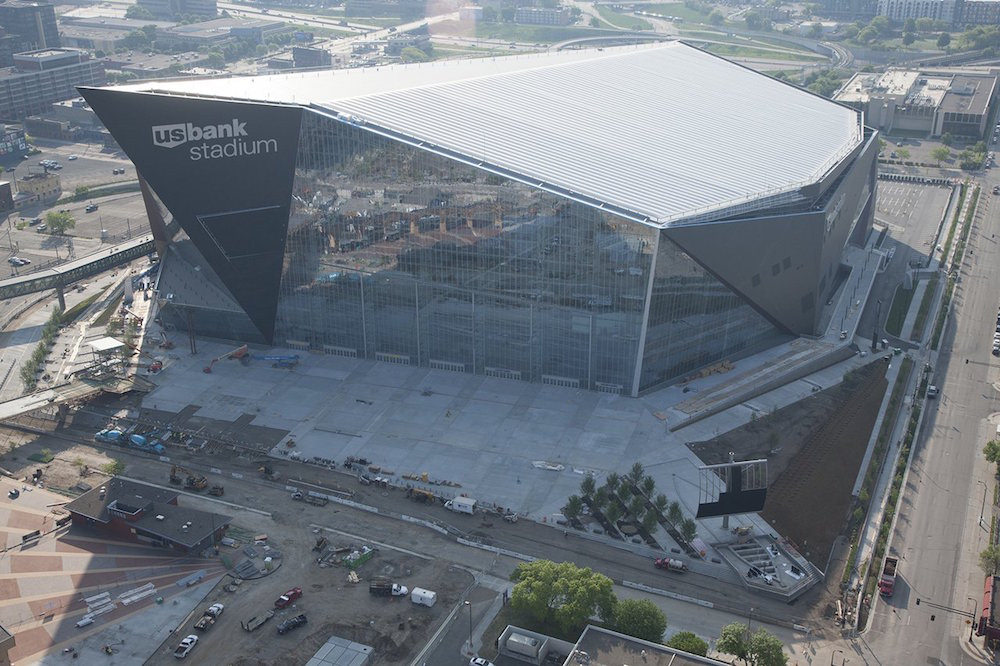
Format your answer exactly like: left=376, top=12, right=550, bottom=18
left=865, top=177, right=1000, bottom=664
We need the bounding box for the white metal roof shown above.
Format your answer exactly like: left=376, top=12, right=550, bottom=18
left=115, top=42, right=863, bottom=225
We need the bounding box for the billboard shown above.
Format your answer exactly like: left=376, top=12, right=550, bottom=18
left=696, top=458, right=767, bottom=518
left=78, top=87, right=303, bottom=341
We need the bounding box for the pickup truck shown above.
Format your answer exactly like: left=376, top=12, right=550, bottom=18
left=241, top=609, right=274, bottom=632
left=173, top=635, right=198, bottom=659
left=193, top=603, right=224, bottom=631
left=369, top=578, right=408, bottom=597
left=275, top=587, right=302, bottom=609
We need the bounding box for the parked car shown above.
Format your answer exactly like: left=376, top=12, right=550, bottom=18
left=85, top=203, right=98, bottom=213
left=274, top=587, right=302, bottom=608
left=67, top=154, right=78, bottom=160
left=35, top=224, right=46, bottom=233
left=28, top=217, right=41, bottom=225
left=470, top=658, right=495, bottom=666
left=8, top=488, right=19, bottom=499
left=276, top=613, right=307, bottom=635
left=173, top=635, right=198, bottom=659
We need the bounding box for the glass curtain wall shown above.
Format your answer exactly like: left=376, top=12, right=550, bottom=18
left=276, top=110, right=782, bottom=394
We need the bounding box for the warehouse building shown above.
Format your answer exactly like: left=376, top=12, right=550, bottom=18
left=81, top=43, right=877, bottom=396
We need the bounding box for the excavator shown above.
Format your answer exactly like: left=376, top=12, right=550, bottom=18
left=169, top=465, right=208, bottom=490
left=203, top=344, right=249, bottom=374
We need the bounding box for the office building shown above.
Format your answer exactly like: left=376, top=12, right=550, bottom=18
left=835, top=68, right=998, bottom=138
left=514, top=6, right=572, bottom=24
left=0, top=1, right=59, bottom=57
left=0, top=49, right=105, bottom=119
left=136, top=0, right=216, bottom=18
left=81, top=43, right=876, bottom=396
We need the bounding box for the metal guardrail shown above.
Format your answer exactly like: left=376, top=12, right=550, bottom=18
left=0, top=234, right=154, bottom=300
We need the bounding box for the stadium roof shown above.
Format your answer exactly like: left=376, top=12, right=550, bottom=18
left=112, top=42, right=863, bottom=225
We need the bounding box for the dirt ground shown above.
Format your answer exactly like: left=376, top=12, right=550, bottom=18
left=688, top=360, right=888, bottom=569
left=0, top=418, right=473, bottom=666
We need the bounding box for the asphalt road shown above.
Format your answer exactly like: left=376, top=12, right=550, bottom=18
left=865, top=176, right=1000, bottom=664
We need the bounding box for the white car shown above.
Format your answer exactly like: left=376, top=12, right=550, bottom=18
left=470, top=659, right=495, bottom=666
left=67, top=154, right=78, bottom=160
left=174, top=635, right=198, bottom=659
left=205, top=603, right=224, bottom=617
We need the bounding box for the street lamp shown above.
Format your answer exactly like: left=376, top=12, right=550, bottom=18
left=464, top=600, right=473, bottom=656
left=969, top=596, right=978, bottom=643
left=979, top=480, right=989, bottom=528
left=832, top=648, right=844, bottom=666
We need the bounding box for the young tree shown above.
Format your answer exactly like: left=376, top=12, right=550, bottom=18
left=981, top=545, right=1000, bottom=576
left=897, top=147, right=911, bottom=160
left=642, top=475, right=656, bottom=496
left=654, top=493, right=668, bottom=514
left=941, top=131, right=953, bottom=146
left=984, top=439, right=1000, bottom=465
left=668, top=501, right=683, bottom=525
left=45, top=211, right=75, bottom=235
left=666, top=631, right=709, bottom=656
left=680, top=518, right=698, bottom=543
left=641, top=510, right=659, bottom=534
left=580, top=474, right=596, bottom=501
left=592, top=487, right=609, bottom=512
left=916, top=17, right=934, bottom=30
left=564, top=495, right=584, bottom=522
left=717, top=622, right=750, bottom=663
left=100, top=459, right=126, bottom=476
left=902, top=32, right=916, bottom=45
left=605, top=472, right=621, bottom=493
left=510, top=560, right=615, bottom=634
left=628, top=496, right=645, bottom=518
left=931, top=146, right=951, bottom=165
left=628, top=462, right=645, bottom=486
left=903, top=17, right=917, bottom=32
left=708, top=9, right=725, bottom=24
left=604, top=501, right=623, bottom=528
left=749, top=628, right=789, bottom=666
left=937, top=32, right=951, bottom=48
left=612, top=598, right=667, bottom=642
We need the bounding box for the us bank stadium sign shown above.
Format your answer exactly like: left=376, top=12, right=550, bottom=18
left=151, top=119, right=278, bottom=162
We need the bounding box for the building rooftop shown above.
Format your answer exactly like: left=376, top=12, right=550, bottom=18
left=835, top=69, right=997, bottom=116
left=105, top=42, right=862, bottom=227
left=305, top=635, right=373, bottom=666
left=940, top=74, right=997, bottom=114
left=163, top=16, right=283, bottom=39
left=567, top=626, right=728, bottom=666
left=65, top=477, right=231, bottom=548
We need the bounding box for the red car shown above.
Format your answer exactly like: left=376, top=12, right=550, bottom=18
left=274, top=587, right=302, bottom=609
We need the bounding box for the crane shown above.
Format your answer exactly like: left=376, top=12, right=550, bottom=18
left=203, top=344, right=249, bottom=373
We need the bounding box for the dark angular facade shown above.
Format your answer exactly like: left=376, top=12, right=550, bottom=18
left=81, top=85, right=877, bottom=396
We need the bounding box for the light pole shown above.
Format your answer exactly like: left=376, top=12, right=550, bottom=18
left=464, top=600, right=473, bottom=656
left=831, top=648, right=844, bottom=666
left=979, top=480, right=989, bottom=529
left=969, top=596, right=978, bottom=643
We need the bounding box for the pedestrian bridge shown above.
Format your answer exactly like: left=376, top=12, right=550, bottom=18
left=0, top=234, right=155, bottom=304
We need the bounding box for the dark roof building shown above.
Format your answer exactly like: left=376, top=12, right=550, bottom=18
left=65, top=477, right=231, bottom=554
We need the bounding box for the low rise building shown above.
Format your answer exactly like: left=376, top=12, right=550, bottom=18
left=834, top=68, right=998, bottom=138
left=16, top=170, right=59, bottom=201
left=156, top=17, right=286, bottom=48
left=0, top=48, right=105, bottom=120
left=137, top=0, right=216, bottom=18
left=292, top=45, right=332, bottom=68
left=514, top=6, right=572, bottom=24
left=0, top=124, right=26, bottom=156
left=65, top=477, right=231, bottom=554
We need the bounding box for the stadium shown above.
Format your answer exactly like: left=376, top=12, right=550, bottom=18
left=81, top=42, right=878, bottom=397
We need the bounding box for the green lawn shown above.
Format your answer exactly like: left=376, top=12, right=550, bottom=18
left=701, top=43, right=826, bottom=61
left=884, top=283, right=916, bottom=337
left=595, top=6, right=653, bottom=30
left=435, top=20, right=623, bottom=43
